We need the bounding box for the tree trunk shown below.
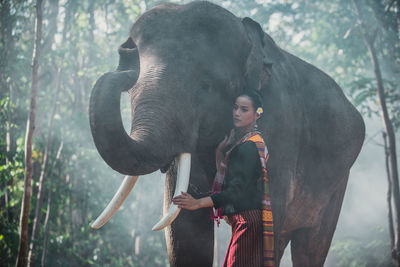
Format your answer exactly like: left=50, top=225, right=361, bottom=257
left=40, top=183, right=53, bottom=267
left=27, top=68, right=62, bottom=267
left=384, top=131, right=396, bottom=255
left=396, top=0, right=400, bottom=34
left=27, top=0, right=60, bottom=263
left=352, top=1, right=400, bottom=265
left=368, top=28, right=400, bottom=267
left=41, top=140, right=63, bottom=267
left=15, top=0, right=43, bottom=266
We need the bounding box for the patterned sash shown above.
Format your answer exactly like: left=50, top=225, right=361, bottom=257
left=247, top=133, right=275, bottom=267
left=211, top=131, right=275, bottom=267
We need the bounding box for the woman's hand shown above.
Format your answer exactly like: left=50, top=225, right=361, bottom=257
left=216, top=129, right=235, bottom=169
left=172, top=192, right=199, bottom=210
left=172, top=192, right=214, bottom=210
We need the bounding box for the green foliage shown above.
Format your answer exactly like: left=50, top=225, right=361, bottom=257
left=0, top=137, right=24, bottom=266
left=348, top=76, right=380, bottom=118
left=0, top=214, right=20, bottom=267
left=235, top=0, right=399, bottom=132
left=1, top=0, right=168, bottom=266
left=1, top=0, right=398, bottom=266
left=330, top=227, right=394, bottom=267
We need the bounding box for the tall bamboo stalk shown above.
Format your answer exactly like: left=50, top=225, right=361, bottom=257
left=15, top=0, right=43, bottom=266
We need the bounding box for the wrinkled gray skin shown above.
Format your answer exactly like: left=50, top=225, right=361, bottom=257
left=89, top=2, right=365, bottom=266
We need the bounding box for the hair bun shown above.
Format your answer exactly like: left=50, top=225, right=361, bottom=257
left=239, top=89, right=263, bottom=109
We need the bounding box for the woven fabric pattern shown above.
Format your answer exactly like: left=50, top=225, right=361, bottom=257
left=247, top=134, right=274, bottom=267
left=223, top=210, right=263, bottom=267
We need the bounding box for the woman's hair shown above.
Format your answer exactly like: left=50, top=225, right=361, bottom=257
left=237, top=89, right=263, bottom=110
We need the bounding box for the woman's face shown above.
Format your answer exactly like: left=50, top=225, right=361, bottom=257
left=233, top=95, right=260, bottom=129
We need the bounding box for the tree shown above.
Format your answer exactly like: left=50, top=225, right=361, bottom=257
left=15, top=0, right=43, bottom=266
left=1, top=1, right=396, bottom=266
left=26, top=1, right=61, bottom=264
left=352, top=0, right=400, bottom=264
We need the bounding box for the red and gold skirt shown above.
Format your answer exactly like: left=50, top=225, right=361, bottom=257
left=224, top=209, right=263, bottom=267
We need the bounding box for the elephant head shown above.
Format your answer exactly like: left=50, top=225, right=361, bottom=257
left=89, top=2, right=365, bottom=266
left=89, top=2, right=274, bottom=229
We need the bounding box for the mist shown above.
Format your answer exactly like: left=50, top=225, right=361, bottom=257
left=1, top=0, right=399, bottom=266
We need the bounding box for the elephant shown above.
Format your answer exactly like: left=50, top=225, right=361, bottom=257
left=88, top=1, right=365, bottom=266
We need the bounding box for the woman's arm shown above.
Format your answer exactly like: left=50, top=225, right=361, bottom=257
left=172, top=192, right=214, bottom=210
left=211, top=141, right=260, bottom=209
left=174, top=142, right=260, bottom=211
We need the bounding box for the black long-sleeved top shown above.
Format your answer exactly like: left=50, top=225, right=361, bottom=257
left=210, top=141, right=263, bottom=215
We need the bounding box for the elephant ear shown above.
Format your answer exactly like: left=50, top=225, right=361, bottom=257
left=241, top=17, right=283, bottom=91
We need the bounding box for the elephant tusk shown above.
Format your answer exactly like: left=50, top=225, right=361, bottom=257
left=152, top=153, right=191, bottom=231
left=91, top=175, right=139, bottom=229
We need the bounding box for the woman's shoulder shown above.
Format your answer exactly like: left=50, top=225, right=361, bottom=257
left=229, top=141, right=261, bottom=171
left=231, top=141, right=258, bottom=157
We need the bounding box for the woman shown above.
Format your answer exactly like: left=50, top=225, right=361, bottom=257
left=172, top=90, right=274, bottom=267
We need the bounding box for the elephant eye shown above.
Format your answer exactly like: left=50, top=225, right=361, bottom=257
left=200, top=81, right=213, bottom=93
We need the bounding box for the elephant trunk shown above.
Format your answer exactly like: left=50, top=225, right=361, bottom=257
left=89, top=38, right=173, bottom=175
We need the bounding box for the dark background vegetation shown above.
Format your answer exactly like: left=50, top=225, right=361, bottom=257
left=1, top=0, right=399, bottom=266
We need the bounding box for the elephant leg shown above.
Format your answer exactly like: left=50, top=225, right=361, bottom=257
left=290, top=178, right=348, bottom=267
left=164, top=154, right=215, bottom=267
left=166, top=209, right=214, bottom=267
